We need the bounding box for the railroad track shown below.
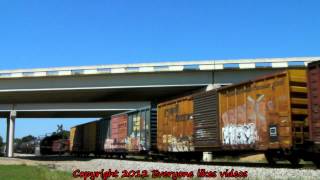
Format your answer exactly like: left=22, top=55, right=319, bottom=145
left=15, top=154, right=318, bottom=169
left=114, top=156, right=317, bottom=169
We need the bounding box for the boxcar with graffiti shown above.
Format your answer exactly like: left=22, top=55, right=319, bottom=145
left=157, top=95, right=195, bottom=153
left=218, top=69, right=310, bottom=164
left=105, top=113, right=128, bottom=155
left=157, top=90, right=220, bottom=160
left=104, top=106, right=157, bottom=157
left=126, top=107, right=157, bottom=153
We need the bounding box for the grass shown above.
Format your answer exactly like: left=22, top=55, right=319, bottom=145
left=0, top=164, right=72, bottom=180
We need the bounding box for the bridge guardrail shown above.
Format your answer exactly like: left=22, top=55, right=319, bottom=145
left=0, top=57, right=318, bottom=78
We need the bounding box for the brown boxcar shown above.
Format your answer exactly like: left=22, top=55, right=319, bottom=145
left=157, top=90, right=220, bottom=153
left=218, top=69, right=308, bottom=152
left=106, top=113, right=128, bottom=152
left=157, top=95, right=194, bottom=152
left=307, top=61, right=320, bottom=145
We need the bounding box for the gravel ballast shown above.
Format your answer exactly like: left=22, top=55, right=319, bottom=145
left=0, top=156, right=319, bottom=180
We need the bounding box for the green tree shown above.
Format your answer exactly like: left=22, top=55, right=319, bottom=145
left=14, top=138, right=22, bottom=145
left=14, top=135, right=36, bottom=147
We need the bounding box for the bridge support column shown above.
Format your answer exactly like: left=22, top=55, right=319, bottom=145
left=6, top=111, right=16, bottom=158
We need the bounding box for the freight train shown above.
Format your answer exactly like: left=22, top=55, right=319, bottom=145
left=69, top=62, right=320, bottom=167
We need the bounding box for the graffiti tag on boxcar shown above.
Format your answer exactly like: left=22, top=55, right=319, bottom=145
left=164, top=135, right=194, bottom=152
left=247, top=94, right=266, bottom=122
left=126, top=136, right=146, bottom=151
left=164, top=104, right=193, bottom=121
left=165, top=105, right=179, bottom=116
left=222, top=123, right=257, bottom=145
left=221, top=94, right=266, bottom=145
left=221, top=95, right=266, bottom=125
left=104, top=139, right=126, bottom=150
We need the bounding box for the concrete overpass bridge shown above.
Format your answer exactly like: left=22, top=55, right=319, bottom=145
left=1, top=56, right=319, bottom=157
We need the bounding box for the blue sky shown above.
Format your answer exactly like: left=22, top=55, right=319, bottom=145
left=0, top=1, right=319, bottom=138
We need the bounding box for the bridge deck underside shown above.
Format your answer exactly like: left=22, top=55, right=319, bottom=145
left=0, top=69, right=283, bottom=118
